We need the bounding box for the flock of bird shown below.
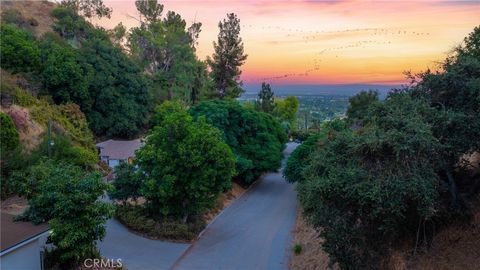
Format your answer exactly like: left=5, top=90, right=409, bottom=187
left=242, top=25, right=430, bottom=40
left=240, top=25, right=431, bottom=82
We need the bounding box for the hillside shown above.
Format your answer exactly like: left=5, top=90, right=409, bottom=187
left=0, top=69, right=96, bottom=152
left=1, top=0, right=56, bottom=38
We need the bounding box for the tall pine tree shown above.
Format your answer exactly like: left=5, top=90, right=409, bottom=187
left=256, top=82, right=275, bottom=113
left=208, top=13, right=247, bottom=99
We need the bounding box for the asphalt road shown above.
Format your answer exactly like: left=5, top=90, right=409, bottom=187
left=172, top=142, right=299, bottom=270
left=98, top=219, right=190, bottom=270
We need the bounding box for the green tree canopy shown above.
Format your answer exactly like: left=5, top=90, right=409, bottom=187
left=255, top=82, right=275, bottom=113
left=291, top=27, right=480, bottom=269
left=136, top=104, right=236, bottom=220
left=109, top=162, right=142, bottom=204
left=273, top=96, right=299, bottom=129
left=39, top=33, right=91, bottom=107
left=346, top=90, right=379, bottom=123
left=0, top=24, right=40, bottom=73
left=61, top=0, right=112, bottom=19
left=297, top=94, right=441, bottom=268
left=11, top=160, right=112, bottom=265
left=404, top=26, right=480, bottom=208
left=129, top=0, right=208, bottom=105
left=49, top=6, right=152, bottom=138
left=189, top=100, right=287, bottom=183
left=208, top=13, right=248, bottom=99
left=284, top=119, right=347, bottom=184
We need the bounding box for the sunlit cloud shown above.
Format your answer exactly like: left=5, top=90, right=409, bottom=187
left=97, top=0, right=480, bottom=85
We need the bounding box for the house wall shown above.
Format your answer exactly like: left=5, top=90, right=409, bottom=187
left=0, top=239, right=42, bottom=270
left=108, top=159, right=120, bottom=168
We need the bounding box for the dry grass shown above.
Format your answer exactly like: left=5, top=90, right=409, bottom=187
left=290, top=205, right=480, bottom=270
left=1, top=195, right=28, bottom=215
left=1, top=104, right=45, bottom=151
left=1, top=0, right=56, bottom=38
left=386, top=202, right=480, bottom=270
left=289, top=208, right=338, bottom=270
left=203, top=182, right=246, bottom=223
left=407, top=208, right=480, bottom=270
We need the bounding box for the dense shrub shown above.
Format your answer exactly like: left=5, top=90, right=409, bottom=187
left=189, top=100, right=287, bottom=183
left=406, top=27, right=480, bottom=209
left=0, top=112, right=21, bottom=196
left=1, top=59, right=96, bottom=153
left=49, top=6, right=152, bottom=138
left=273, top=96, right=299, bottom=129
left=109, top=163, right=142, bottom=204
left=39, top=33, right=91, bottom=106
left=346, top=90, right=379, bottom=122
left=293, top=28, right=480, bottom=269
left=0, top=112, right=20, bottom=159
left=0, top=24, right=40, bottom=73
left=11, top=161, right=113, bottom=265
left=136, top=104, right=236, bottom=220
left=115, top=205, right=206, bottom=242
left=79, top=28, right=151, bottom=138
left=285, top=119, right=349, bottom=184
left=297, top=94, right=441, bottom=268
left=30, top=135, right=97, bottom=168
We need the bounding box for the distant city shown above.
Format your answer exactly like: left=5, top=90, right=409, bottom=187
left=240, top=84, right=400, bottom=128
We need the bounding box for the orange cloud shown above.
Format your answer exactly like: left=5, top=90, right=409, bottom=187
left=97, top=0, right=480, bottom=85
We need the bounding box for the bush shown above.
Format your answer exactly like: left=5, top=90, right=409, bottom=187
left=284, top=133, right=324, bottom=183
left=293, top=244, right=302, bottom=255
left=0, top=24, right=40, bottom=73
left=30, top=135, right=97, bottom=168
left=346, top=90, right=379, bottom=123
left=79, top=29, right=152, bottom=138
left=297, top=94, right=441, bottom=269
left=0, top=112, right=21, bottom=196
left=189, top=100, right=287, bottom=184
left=49, top=6, right=151, bottom=138
left=109, top=163, right=142, bottom=204
left=291, top=24, right=479, bottom=270
left=0, top=112, right=20, bottom=158
left=39, top=33, right=91, bottom=106
left=137, top=104, right=236, bottom=220
left=1, top=80, right=97, bottom=151
left=289, top=130, right=311, bottom=142
left=115, top=205, right=206, bottom=242
left=12, top=161, right=113, bottom=265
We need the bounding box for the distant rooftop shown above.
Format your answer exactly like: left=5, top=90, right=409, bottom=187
left=1, top=212, right=49, bottom=253
left=96, top=139, right=143, bottom=160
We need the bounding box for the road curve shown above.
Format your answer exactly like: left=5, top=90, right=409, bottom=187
left=98, top=219, right=190, bottom=270
left=172, top=142, right=299, bottom=270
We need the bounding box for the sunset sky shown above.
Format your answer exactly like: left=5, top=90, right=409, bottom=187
left=96, top=0, right=480, bottom=85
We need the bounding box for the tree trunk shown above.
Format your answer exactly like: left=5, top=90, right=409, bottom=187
left=445, top=168, right=466, bottom=209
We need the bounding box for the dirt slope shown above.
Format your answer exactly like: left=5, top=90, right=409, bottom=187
left=1, top=0, right=56, bottom=38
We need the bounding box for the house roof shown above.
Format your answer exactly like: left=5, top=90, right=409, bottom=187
left=0, top=212, right=49, bottom=253
left=96, top=139, right=143, bottom=160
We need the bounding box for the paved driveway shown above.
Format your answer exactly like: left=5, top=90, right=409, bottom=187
left=172, top=143, right=299, bottom=270
left=98, top=219, right=190, bottom=270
